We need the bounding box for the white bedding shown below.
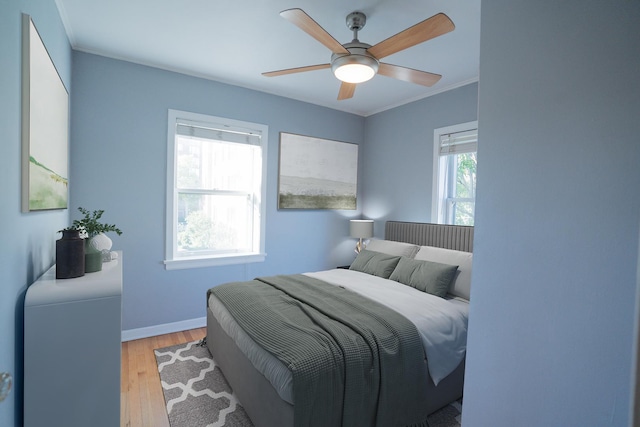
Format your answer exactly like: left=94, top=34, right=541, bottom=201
left=207, top=268, right=469, bottom=404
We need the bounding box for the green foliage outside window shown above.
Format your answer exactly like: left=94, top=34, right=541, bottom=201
left=178, top=210, right=237, bottom=252
left=453, top=152, right=477, bottom=226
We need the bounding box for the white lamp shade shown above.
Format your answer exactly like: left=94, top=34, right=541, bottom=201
left=350, top=219, right=374, bottom=239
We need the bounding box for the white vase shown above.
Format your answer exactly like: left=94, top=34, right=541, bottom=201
left=87, top=233, right=113, bottom=252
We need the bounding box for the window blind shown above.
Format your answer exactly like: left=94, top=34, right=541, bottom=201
left=439, top=129, right=478, bottom=155
left=176, top=120, right=261, bottom=146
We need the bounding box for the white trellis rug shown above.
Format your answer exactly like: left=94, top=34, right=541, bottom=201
left=155, top=340, right=462, bottom=427
left=154, top=340, right=253, bottom=427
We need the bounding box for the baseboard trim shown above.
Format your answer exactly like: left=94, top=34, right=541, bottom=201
left=121, top=316, right=206, bottom=342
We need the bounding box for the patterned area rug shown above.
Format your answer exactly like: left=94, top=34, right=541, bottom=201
left=154, top=340, right=462, bottom=427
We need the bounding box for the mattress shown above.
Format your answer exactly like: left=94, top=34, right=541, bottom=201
left=207, top=268, right=469, bottom=405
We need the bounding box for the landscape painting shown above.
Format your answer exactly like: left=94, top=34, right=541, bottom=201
left=21, top=14, right=69, bottom=212
left=278, top=132, right=358, bottom=210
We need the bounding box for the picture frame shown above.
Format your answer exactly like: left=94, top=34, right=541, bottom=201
left=21, top=14, right=69, bottom=212
left=278, top=132, right=358, bottom=210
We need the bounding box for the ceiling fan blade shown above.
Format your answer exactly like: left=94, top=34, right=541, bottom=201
left=337, top=82, right=356, bottom=100
left=280, top=9, right=349, bottom=55
left=378, top=63, right=442, bottom=87
left=367, top=13, right=454, bottom=60
left=262, top=63, right=331, bottom=77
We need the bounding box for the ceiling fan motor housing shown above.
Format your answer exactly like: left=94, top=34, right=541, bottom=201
left=331, top=41, right=379, bottom=83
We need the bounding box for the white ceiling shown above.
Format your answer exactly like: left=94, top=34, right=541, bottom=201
left=55, top=0, right=480, bottom=117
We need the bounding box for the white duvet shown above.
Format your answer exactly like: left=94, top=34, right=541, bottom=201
left=305, top=269, right=468, bottom=385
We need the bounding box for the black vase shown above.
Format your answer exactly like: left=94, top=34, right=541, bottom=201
left=56, top=230, right=85, bottom=279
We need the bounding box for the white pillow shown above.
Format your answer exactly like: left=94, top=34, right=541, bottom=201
left=365, top=239, right=420, bottom=258
left=414, top=246, right=473, bottom=300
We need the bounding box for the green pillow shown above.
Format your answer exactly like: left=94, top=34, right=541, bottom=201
left=349, top=250, right=401, bottom=279
left=389, top=257, right=458, bottom=298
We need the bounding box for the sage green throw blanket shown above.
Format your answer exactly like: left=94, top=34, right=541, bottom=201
left=209, top=274, right=430, bottom=427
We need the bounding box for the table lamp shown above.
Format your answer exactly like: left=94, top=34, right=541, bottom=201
left=349, top=219, right=374, bottom=253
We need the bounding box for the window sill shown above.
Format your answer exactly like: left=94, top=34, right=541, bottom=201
left=163, top=253, right=266, bottom=270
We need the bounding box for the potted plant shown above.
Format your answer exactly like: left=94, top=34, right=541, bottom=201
left=61, top=207, right=122, bottom=273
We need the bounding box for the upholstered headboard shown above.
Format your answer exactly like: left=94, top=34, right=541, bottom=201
left=385, top=221, right=474, bottom=253
left=383, top=221, right=474, bottom=300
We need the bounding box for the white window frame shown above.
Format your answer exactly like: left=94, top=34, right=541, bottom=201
left=431, top=121, right=478, bottom=224
left=164, top=109, right=268, bottom=270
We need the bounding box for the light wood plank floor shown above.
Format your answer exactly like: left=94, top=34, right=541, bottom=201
left=121, top=327, right=207, bottom=427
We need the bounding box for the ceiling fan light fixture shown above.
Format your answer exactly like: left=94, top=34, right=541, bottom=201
left=332, top=54, right=379, bottom=84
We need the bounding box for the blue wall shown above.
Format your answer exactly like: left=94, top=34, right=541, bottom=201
left=10, top=2, right=637, bottom=426
left=362, top=83, right=478, bottom=232
left=463, top=1, right=640, bottom=425
left=70, top=52, right=365, bottom=331
left=0, top=1, right=71, bottom=426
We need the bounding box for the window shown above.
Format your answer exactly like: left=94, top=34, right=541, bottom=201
left=432, top=121, right=478, bottom=226
left=165, top=110, right=267, bottom=270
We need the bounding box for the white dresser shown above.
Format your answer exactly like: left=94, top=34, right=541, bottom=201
left=24, top=253, right=122, bottom=427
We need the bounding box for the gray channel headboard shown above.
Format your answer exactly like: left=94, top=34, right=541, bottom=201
left=385, top=221, right=474, bottom=252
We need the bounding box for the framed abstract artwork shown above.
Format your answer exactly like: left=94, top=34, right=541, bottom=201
left=278, top=132, right=358, bottom=210
left=21, top=14, right=69, bottom=212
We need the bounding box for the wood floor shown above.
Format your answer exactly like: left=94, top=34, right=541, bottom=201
left=121, top=327, right=207, bottom=427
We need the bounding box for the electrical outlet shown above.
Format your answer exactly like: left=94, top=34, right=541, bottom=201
left=0, top=372, right=12, bottom=402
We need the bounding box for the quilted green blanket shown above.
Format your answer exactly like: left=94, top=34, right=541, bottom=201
left=209, top=274, right=430, bottom=427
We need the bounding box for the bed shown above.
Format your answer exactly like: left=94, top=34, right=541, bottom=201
left=206, top=221, right=473, bottom=427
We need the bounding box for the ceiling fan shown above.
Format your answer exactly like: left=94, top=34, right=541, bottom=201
left=263, top=9, right=455, bottom=100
